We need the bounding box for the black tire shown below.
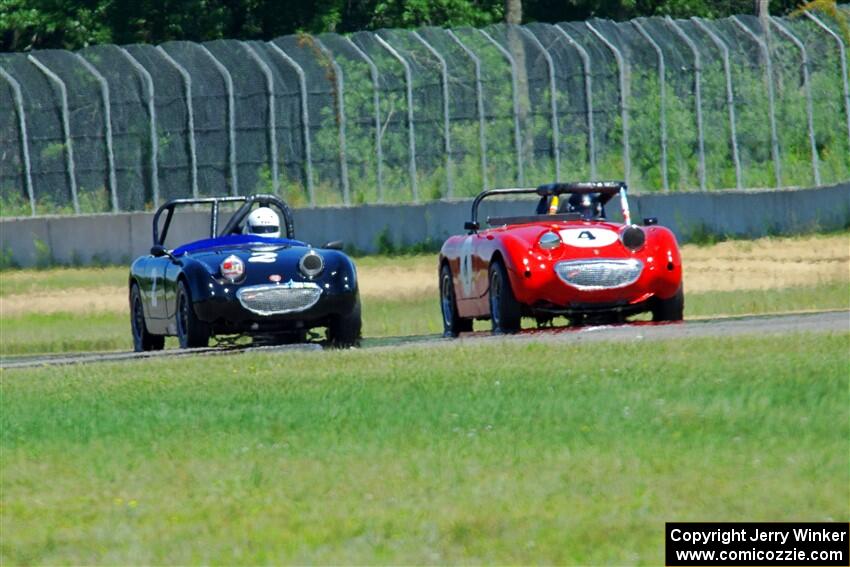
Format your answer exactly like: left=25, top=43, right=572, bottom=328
left=488, top=259, right=522, bottom=334
left=176, top=280, right=211, bottom=348
left=440, top=263, right=473, bottom=338
left=130, top=283, right=165, bottom=352
left=652, top=285, right=685, bottom=322
left=327, top=295, right=362, bottom=348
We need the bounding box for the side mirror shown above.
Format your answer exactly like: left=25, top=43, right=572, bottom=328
left=151, top=244, right=181, bottom=264
left=322, top=240, right=344, bottom=250
left=643, top=217, right=658, bottom=226
left=464, top=221, right=479, bottom=232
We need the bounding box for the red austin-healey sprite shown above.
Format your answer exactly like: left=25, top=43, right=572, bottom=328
left=438, top=181, right=684, bottom=336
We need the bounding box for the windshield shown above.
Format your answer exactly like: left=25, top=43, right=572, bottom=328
left=157, top=203, right=215, bottom=250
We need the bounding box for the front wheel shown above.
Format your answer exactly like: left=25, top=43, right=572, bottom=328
left=440, top=263, right=472, bottom=338
left=488, top=260, right=522, bottom=334
left=130, top=283, right=164, bottom=352
left=176, top=280, right=211, bottom=348
left=651, top=285, right=684, bottom=322
left=327, top=296, right=362, bottom=348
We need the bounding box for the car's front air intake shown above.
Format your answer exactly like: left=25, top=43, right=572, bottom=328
left=236, top=282, right=322, bottom=315
left=554, top=259, right=643, bottom=290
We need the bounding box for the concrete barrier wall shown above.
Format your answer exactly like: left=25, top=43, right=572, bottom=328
left=1, top=184, right=848, bottom=268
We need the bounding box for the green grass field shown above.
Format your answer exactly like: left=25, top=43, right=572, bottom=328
left=2, top=333, right=848, bottom=563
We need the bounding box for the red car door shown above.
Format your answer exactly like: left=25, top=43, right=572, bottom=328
left=456, top=232, right=493, bottom=318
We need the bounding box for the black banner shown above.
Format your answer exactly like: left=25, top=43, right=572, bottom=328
left=666, top=522, right=849, bottom=566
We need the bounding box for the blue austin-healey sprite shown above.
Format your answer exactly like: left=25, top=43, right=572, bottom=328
left=129, top=194, right=361, bottom=351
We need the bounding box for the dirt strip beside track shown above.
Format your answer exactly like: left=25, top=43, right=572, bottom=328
left=1, top=311, right=847, bottom=370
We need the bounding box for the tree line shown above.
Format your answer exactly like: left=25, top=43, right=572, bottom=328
left=1, top=0, right=807, bottom=52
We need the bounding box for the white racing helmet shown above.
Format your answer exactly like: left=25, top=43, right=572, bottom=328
left=245, top=207, right=281, bottom=239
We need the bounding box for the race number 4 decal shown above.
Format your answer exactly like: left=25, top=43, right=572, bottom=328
left=559, top=228, right=619, bottom=248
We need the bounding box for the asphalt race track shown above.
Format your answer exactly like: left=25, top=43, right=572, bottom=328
left=2, top=310, right=847, bottom=370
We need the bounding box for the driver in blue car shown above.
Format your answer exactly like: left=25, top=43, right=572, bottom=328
left=245, top=207, right=281, bottom=238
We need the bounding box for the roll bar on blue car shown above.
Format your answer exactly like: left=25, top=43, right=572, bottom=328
left=152, top=194, right=296, bottom=245
left=466, top=181, right=631, bottom=230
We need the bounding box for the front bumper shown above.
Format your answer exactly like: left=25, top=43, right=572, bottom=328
left=193, top=283, right=358, bottom=333
left=509, top=255, right=681, bottom=314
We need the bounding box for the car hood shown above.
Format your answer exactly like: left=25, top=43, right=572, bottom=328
left=484, top=219, right=675, bottom=261
left=487, top=219, right=624, bottom=248
left=179, top=240, right=356, bottom=287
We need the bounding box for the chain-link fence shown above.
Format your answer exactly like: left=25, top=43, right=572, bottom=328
left=1, top=8, right=849, bottom=215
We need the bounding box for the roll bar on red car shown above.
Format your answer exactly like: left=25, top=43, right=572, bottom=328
left=466, top=181, right=631, bottom=231
left=152, top=194, right=296, bottom=245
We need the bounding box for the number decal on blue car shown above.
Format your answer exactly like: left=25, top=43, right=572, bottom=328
left=248, top=251, right=277, bottom=263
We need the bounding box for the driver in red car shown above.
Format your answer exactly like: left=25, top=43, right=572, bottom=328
left=565, top=192, right=606, bottom=220
left=536, top=192, right=604, bottom=220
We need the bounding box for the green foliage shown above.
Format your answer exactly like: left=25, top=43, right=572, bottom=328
left=373, top=226, right=442, bottom=256
left=374, top=226, right=396, bottom=254
left=0, top=191, right=31, bottom=217
left=0, top=0, right=111, bottom=51
left=0, top=0, right=817, bottom=52
left=792, top=0, right=850, bottom=43
left=0, top=247, right=20, bottom=270
left=527, top=0, right=805, bottom=22
left=681, top=222, right=727, bottom=246
left=370, top=0, right=502, bottom=29
left=32, top=238, right=53, bottom=268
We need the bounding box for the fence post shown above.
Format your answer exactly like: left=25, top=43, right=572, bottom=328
left=74, top=54, right=119, bottom=211
left=692, top=18, right=743, bottom=190
left=27, top=54, right=79, bottom=213
left=732, top=16, right=782, bottom=188
left=343, top=36, right=384, bottom=202
left=241, top=42, right=280, bottom=196
left=632, top=20, right=669, bottom=192
left=155, top=46, right=199, bottom=199
left=665, top=17, right=706, bottom=191
left=198, top=45, right=238, bottom=196
left=479, top=29, right=525, bottom=186
left=519, top=26, right=561, bottom=181
left=586, top=22, right=631, bottom=188
left=446, top=30, right=488, bottom=191
left=0, top=65, right=35, bottom=215
left=411, top=30, right=455, bottom=197
left=804, top=11, right=850, bottom=148
left=371, top=33, right=418, bottom=202
left=314, top=37, right=351, bottom=205
left=266, top=42, right=315, bottom=205
left=770, top=17, right=820, bottom=186
left=553, top=24, right=596, bottom=180
left=118, top=47, right=160, bottom=208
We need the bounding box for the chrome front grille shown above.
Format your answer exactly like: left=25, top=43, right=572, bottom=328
left=236, top=282, right=322, bottom=316
left=554, top=259, right=643, bottom=290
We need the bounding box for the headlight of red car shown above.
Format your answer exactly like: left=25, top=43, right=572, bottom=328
left=538, top=231, right=562, bottom=250
left=620, top=225, right=646, bottom=251
left=220, top=254, right=245, bottom=282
